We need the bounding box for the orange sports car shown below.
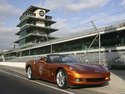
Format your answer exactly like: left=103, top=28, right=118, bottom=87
left=25, top=54, right=110, bottom=88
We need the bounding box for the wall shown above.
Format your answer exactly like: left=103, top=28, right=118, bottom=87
left=0, top=62, right=25, bottom=69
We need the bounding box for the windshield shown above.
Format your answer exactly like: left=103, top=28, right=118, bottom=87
left=49, top=55, right=78, bottom=63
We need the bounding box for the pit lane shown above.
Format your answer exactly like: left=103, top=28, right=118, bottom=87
left=0, top=66, right=125, bottom=94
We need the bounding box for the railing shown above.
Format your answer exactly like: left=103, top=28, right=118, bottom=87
left=45, top=16, right=52, bottom=20
left=20, top=12, right=36, bottom=21
left=62, top=21, right=125, bottom=41
left=20, top=24, right=30, bottom=31
left=4, top=56, right=16, bottom=61
left=19, top=42, right=36, bottom=49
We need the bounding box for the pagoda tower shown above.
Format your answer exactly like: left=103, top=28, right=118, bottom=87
left=15, top=6, right=58, bottom=48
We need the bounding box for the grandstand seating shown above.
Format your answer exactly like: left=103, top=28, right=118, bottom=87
left=3, top=51, right=125, bottom=69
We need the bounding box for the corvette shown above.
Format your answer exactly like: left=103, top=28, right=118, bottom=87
left=25, top=54, right=110, bottom=88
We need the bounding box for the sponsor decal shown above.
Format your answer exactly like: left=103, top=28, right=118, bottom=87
left=39, top=66, right=43, bottom=75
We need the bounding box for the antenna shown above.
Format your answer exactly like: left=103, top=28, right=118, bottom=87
left=40, top=0, right=42, bottom=7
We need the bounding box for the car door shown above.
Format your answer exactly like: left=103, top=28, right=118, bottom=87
left=33, top=60, right=45, bottom=79
left=40, top=56, right=55, bottom=81
left=41, top=63, right=53, bottom=80
left=34, top=56, right=55, bottom=81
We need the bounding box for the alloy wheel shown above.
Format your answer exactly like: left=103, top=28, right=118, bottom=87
left=56, top=69, right=68, bottom=88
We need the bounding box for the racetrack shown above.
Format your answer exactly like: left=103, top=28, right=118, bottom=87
left=0, top=66, right=125, bottom=94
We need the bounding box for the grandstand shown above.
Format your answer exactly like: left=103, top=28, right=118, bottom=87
left=1, top=5, right=125, bottom=69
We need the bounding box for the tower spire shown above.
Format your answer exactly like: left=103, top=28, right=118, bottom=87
left=40, top=0, right=42, bottom=7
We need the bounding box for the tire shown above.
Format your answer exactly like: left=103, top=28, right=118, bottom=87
left=26, top=66, right=33, bottom=80
left=56, top=69, right=69, bottom=89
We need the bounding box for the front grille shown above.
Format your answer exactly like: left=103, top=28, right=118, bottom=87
left=86, top=78, right=105, bottom=82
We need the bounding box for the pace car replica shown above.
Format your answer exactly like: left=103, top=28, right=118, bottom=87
left=25, top=54, right=110, bottom=88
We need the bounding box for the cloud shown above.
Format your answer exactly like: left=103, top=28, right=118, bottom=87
left=0, top=26, right=19, bottom=51
left=44, top=0, right=109, bottom=12
left=51, top=11, right=125, bottom=38
left=66, top=0, right=109, bottom=12
left=87, top=12, right=125, bottom=27
left=0, top=0, right=22, bottom=51
left=51, top=17, right=81, bottom=37
left=44, top=0, right=66, bottom=10
left=51, top=18, right=72, bottom=37
left=0, top=0, right=22, bottom=21
left=121, top=0, right=125, bottom=5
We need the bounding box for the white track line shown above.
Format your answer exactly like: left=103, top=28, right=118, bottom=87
left=0, top=70, right=75, bottom=94
left=5, top=67, right=25, bottom=75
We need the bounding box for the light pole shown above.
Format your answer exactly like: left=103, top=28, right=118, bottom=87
left=45, top=34, right=53, bottom=54
left=91, top=21, right=101, bottom=64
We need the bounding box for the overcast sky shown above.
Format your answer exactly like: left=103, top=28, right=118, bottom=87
left=0, top=0, right=125, bottom=52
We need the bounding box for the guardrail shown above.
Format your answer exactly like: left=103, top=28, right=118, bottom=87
left=0, top=62, right=25, bottom=69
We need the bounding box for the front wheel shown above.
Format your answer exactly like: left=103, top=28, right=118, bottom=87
left=26, top=66, right=33, bottom=80
left=56, top=69, right=69, bottom=89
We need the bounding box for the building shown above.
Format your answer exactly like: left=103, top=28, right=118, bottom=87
left=1, top=5, right=125, bottom=69
left=15, top=6, right=58, bottom=49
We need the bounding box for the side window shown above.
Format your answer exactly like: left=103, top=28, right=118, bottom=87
left=61, top=57, right=73, bottom=63
left=52, top=58, right=61, bottom=63
left=49, top=55, right=61, bottom=63
left=46, top=55, right=52, bottom=63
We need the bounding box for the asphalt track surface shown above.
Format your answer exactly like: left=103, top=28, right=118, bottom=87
left=0, top=66, right=125, bottom=94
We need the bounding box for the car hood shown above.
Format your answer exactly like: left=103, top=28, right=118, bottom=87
left=65, top=63, right=105, bottom=73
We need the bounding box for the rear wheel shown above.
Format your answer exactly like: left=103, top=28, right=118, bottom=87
left=26, top=66, right=33, bottom=80
left=56, top=69, right=69, bottom=89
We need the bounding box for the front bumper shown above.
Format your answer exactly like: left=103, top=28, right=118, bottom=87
left=67, top=72, right=110, bottom=85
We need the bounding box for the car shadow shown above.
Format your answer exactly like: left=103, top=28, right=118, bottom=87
left=70, top=82, right=109, bottom=89
left=34, top=78, right=109, bottom=89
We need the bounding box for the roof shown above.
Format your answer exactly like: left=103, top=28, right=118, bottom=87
left=23, top=5, right=49, bottom=14
left=17, top=16, right=56, bottom=27
left=20, top=5, right=50, bottom=19
left=16, top=21, right=125, bottom=52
